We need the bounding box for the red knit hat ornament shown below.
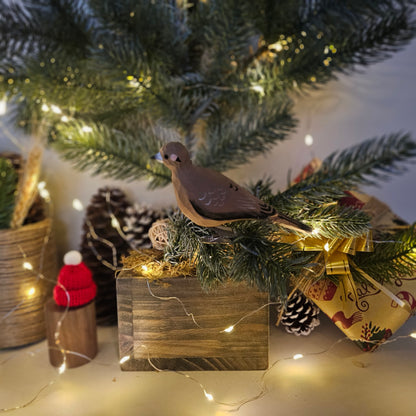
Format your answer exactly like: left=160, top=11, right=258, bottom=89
left=53, top=250, right=97, bottom=307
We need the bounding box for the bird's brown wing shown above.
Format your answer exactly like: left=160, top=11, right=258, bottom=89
left=188, top=167, right=275, bottom=221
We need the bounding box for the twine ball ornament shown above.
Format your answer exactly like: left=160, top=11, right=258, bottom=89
left=149, top=219, right=170, bottom=250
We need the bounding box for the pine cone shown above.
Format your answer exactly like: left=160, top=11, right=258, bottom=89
left=80, top=187, right=131, bottom=325
left=123, top=203, right=166, bottom=249
left=279, top=291, right=320, bottom=336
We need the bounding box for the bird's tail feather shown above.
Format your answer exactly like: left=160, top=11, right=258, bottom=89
left=270, top=212, right=312, bottom=234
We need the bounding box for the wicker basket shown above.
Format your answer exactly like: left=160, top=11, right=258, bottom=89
left=0, top=218, right=58, bottom=348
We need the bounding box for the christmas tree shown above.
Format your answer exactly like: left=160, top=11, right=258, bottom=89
left=1, top=0, right=416, bottom=299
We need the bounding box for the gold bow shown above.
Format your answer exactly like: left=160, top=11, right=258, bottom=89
left=283, top=232, right=373, bottom=277
left=282, top=231, right=408, bottom=309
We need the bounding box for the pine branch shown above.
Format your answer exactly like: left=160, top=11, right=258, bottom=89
left=0, top=158, right=18, bottom=229
left=195, top=95, right=297, bottom=170
left=353, top=225, right=416, bottom=283
left=279, top=133, right=416, bottom=210
left=49, top=121, right=171, bottom=188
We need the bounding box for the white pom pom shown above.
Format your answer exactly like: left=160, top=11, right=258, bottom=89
left=63, top=250, right=82, bottom=265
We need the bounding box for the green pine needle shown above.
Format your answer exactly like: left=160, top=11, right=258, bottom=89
left=353, top=225, right=416, bottom=284
left=0, top=158, right=18, bottom=229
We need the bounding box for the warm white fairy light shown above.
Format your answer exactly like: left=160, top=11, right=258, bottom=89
left=50, top=105, right=62, bottom=114
left=223, top=325, right=234, bottom=333
left=61, top=115, right=69, bottom=122
left=119, top=355, right=131, bottom=364
left=72, top=198, right=84, bottom=211
left=58, top=362, right=67, bottom=375
left=269, top=41, right=283, bottom=51
left=37, top=181, right=50, bottom=201
left=82, top=125, right=93, bottom=133
left=41, top=103, right=49, bottom=112
left=312, top=228, right=320, bottom=236
left=23, top=262, right=33, bottom=271
left=410, top=332, right=416, bottom=339
left=304, top=133, right=314, bottom=146
left=324, top=242, right=330, bottom=252
left=203, top=390, right=214, bottom=402
left=141, top=265, right=149, bottom=273
left=293, top=353, right=304, bottom=360
left=0, top=98, right=6, bottom=115
left=111, top=217, right=120, bottom=229
left=26, top=287, right=36, bottom=297
left=250, top=84, right=265, bottom=96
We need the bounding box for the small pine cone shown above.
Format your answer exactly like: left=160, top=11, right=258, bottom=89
left=123, top=203, right=168, bottom=250
left=279, top=291, right=320, bottom=336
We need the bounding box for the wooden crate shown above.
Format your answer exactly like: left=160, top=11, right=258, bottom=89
left=117, top=273, right=269, bottom=371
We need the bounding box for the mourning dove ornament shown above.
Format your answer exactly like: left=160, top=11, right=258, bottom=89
left=153, top=142, right=312, bottom=233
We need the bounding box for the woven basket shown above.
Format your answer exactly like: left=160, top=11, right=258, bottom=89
left=0, top=218, right=58, bottom=348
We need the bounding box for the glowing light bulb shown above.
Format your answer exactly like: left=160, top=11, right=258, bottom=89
left=58, top=362, right=67, bottom=374
left=250, top=84, right=265, bottom=96
left=82, top=125, right=93, bottom=133
left=304, top=134, right=314, bottom=146
left=312, top=228, right=320, bottom=236
left=72, top=198, right=84, bottom=211
left=269, top=41, right=283, bottom=52
left=39, top=188, right=50, bottom=200
left=23, top=262, right=33, bottom=271
left=141, top=265, right=149, bottom=273
left=61, top=115, right=69, bottom=122
left=410, top=332, right=416, bottom=339
left=223, top=325, right=234, bottom=333
left=27, top=287, right=36, bottom=296
left=0, top=98, right=6, bottom=115
left=51, top=105, right=62, bottom=114
left=293, top=353, right=304, bottom=360
left=41, top=104, right=49, bottom=112
left=324, top=242, right=330, bottom=252
left=204, top=390, right=214, bottom=401
left=111, top=217, right=120, bottom=228
left=119, top=355, right=130, bottom=364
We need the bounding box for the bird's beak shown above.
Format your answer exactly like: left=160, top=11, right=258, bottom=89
left=152, top=152, right=163, bottom=163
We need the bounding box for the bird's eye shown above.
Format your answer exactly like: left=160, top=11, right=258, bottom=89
left=164, top=154, right=168, bottom=159
left=176, top=157, right=181, bottom=162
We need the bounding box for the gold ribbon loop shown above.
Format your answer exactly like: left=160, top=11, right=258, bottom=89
left=282, top=230, right=406, bottom=309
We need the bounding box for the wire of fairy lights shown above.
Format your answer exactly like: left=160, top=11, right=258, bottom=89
left=0, top=184, right=415, bottom=412
left=1, top=103, right=415, bottom=412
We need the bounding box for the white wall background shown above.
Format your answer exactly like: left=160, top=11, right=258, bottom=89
left=1, top=40, right=415, bottom=260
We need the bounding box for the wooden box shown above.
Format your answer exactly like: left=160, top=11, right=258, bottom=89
left=117, top=273, right=269, bottom=371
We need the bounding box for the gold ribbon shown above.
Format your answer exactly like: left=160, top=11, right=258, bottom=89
left=282, top=231, right=407, bottom=309
left=282, top=231, right=373, bottom=275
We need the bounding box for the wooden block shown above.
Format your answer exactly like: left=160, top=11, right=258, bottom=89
left=117, top=274, right=269, bottom=371
left=44, top=298, right=98, bottom=368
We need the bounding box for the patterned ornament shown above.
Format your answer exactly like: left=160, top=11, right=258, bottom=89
left=279, top=291, right=320, bottom=336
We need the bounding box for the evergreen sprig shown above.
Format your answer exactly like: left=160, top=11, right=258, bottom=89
left=277, top=132, right=416, bottom=209
left=0, top=158, right=18, bottom=229
left=49, top=120, right=171, bottom=188
left=353, top=225, right=416, bottom=283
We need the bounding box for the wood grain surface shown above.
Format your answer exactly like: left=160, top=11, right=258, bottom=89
left=117, top=274, right=269, bottom=371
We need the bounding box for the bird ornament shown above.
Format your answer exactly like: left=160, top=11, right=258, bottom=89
left=153, top=142, right=311, bottom=233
